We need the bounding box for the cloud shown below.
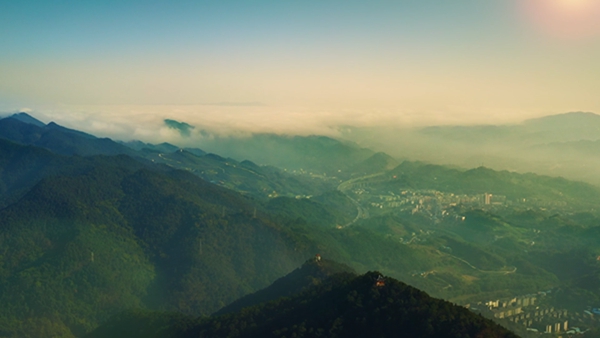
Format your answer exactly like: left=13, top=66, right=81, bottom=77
left=12, top=103, right=562, bottom=149
left=210, top=102, right=266, bottom=107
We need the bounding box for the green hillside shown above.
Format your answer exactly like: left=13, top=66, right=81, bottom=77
left=136, top=148, right=331, bottom=198
left=185, top=271, right=518, bottom=338
left=0, top=159, right=311, bottom=337
left=3, top=119, right=600, bottom=336
left=215, top=258, right=356, bottom=315
left=87, top=268, right=517, bottom=338
left=0, top=148, right=451, bottom=337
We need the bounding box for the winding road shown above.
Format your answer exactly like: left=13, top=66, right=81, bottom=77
left=336, top=173, right=384, bottom=227
left=438, top=250, right=517, bottom=275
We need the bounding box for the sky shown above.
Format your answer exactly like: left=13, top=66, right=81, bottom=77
left=1, top=0, right=600, bottom=140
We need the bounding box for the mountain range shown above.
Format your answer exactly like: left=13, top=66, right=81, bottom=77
left=342, top=111, right=600, bottom=186
left=1, top=111, right=600, bottom=337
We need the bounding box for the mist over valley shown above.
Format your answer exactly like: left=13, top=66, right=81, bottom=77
left=2, top=0, right=600, bottom=336
left=0, top=111, right=599, bottom=337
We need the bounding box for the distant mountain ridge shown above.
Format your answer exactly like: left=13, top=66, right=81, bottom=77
left=196, top=133, right=376, bottom=176
left=522, top=111, right=600, bottom=131
left=121, top=140, right=181, bottom=153
left=0, top=113, right=137, bottom=157
left=384, top=161, right=600, bottom=209
left=0, top=113, right=336, bottom=199
left=419, top=112, right=600, bottom=145
left=341, top=111, right=600, bottom=186
left=0, top=113, right=384, bottom=181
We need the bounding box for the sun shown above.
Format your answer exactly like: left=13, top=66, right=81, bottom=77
left=550, top=0, right=596, bottom=12
left=520, top=0, right=600, bottom=40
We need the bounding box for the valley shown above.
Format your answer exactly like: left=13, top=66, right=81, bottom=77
left=4, top=0, right=600, bottom=335
left=0, top=113, right=599, bottom=337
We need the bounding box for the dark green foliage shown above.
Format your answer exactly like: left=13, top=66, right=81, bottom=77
left=0, top=159, right=311, bottom=337
left=441, top=236, right=506, bottom=271
left=0, top=221, right=155, bottom=336
left=0, top=139, right=141, bottom=208
left=216, top=258, right=356, bottom=315
left=530, top=250, right=600, bottom=311
left=120, top=140, right=182, bottom=153
left=584, top=328, right=600, bottom=338
left=135, top=147, right=331, bottom=198
left=1, top=143, right=430, bottom=337
left=4, top=119, right=600, bottom=337
left=186, top=272, right=518, bottom=338
left=461, top=210, right=506, bottom=231
left=265, top=197, right=347, bottom=228
left=85, top=309, right=195, bottom=338
left=310, top=190, right=357, bottom=224
left=325, top=226, right=432, bottom=273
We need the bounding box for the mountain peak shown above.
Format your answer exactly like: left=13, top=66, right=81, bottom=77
left=5, top=112, right=45, bottom=127
left=350, top=151, right=399, bottom=175
left=214, top=256, right=356, bottom=315
left=523, top=111, right=600, bottom=129
left=195, top=270, right=518, bottom=338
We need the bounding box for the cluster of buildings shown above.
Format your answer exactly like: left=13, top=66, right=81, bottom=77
left=360, top=189, right=508, bottom=219
left=466, top=294, right=592, bottom=335
left=348, top=183, right=578, bottom=222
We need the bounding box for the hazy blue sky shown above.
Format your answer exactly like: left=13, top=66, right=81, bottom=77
left=1, top=0, right=599, bottom=139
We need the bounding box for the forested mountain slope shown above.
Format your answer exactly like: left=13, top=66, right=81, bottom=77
left=86, top=264, right=518, bottom=338
left=0, top=114, right=137, bottom=157
left=186, top=271, right=518, bottom=338
left=0, top=146, right=431, bottom=338
left=216, top=258, right=356, bottom=315
left=0, top=159, right=311, bottom=337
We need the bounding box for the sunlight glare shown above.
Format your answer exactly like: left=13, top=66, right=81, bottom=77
left=551, top=0, right=595, bottom=11
left=521, top=0, right=600, bottom=40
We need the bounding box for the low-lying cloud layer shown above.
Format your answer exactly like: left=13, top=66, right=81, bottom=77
left=6, top=104, right=551, bottom=147
left=5, top=104, right=600, bottom=188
